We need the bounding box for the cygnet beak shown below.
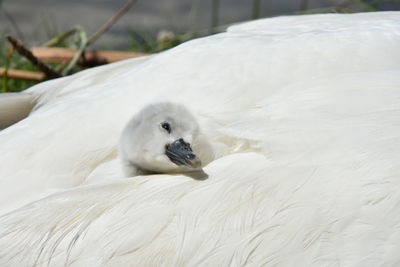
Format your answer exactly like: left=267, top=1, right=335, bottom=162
left=165, top=138, right=202, bottom=168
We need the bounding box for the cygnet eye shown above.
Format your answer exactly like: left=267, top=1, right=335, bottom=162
left=161, top=122, right=171, bottom=134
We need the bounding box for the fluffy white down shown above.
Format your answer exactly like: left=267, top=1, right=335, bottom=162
left=1, top=12, right=400, bottom=266
left=119, top=102, right=212, bottom=176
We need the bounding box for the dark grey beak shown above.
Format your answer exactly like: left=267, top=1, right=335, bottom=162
left=165, top=138, right=202, bottom=168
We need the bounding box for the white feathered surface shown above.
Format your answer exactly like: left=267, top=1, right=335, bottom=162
left=1, top=12, right=400, bottom=266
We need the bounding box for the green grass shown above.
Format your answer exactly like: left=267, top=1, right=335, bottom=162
left=0, top=29, right=198, bottom=93
left=129, top=30, right=202, bottom=53
left=0, top=37, right=39, bottom=93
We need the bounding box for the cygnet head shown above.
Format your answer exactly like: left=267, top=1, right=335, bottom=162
left=119, top=102, right=203, bottom=176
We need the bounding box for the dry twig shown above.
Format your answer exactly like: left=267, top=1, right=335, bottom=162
left=32, top=47, right=146, bottom=66
left=5, top=35, right=62, bottom=79
left=0, top=68, right=45, bottom=81
left=87, top=0, right=138, bottom=45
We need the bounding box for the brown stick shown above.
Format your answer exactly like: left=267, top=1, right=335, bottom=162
left=31, top=47, right=147, bottom=66
left=0, top=68, right=45, bottom=81
left=5, top=35, right=62, bottom=79
left=87, top=0, right=138, bottom=45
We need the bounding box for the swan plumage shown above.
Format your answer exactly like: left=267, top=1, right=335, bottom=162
left=0, top=11, right=400, bottom=266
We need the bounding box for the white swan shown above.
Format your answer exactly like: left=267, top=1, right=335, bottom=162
left=0, top=11, right=400, bottom=266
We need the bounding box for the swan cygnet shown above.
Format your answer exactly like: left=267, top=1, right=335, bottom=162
left=119, top=102, right=207, bottom=177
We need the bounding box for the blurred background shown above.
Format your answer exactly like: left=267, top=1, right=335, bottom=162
left=2, top=0, right=400, bottom=49
left=1, top=0, right=400, bottom=92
